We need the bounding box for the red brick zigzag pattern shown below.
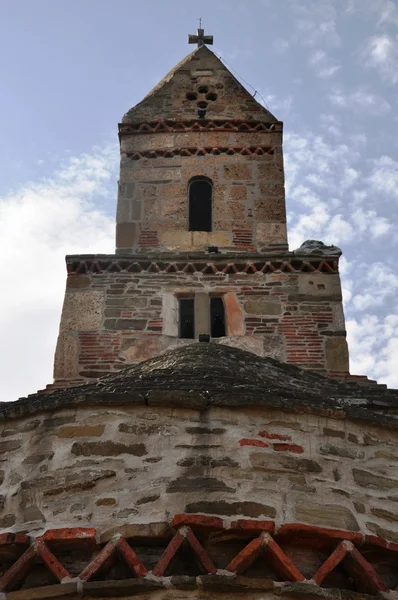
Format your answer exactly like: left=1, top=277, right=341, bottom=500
left=67, top=258, right=338, bottom=275
left=123, top=146, right=274, bottom=160
left=0, top=517, right=397, bottom=595
left=119, top=119, right=282, bottom=136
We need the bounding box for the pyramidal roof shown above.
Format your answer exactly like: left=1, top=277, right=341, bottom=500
left=122, top=45, right=277, bottom=123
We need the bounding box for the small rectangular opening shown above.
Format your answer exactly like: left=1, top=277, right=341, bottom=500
left=210, top=296, right=226, bottom=338
left=179, top=298, right=195, bottom=339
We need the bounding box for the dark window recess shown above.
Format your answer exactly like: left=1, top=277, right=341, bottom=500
left=189, top=180, right=212, bottom=232
left=211, top=297, right=226, bottom=338
left=179, top=298, right=195, bottom=339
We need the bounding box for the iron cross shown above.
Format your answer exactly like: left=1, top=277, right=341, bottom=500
left=188, top=22, right=213, bottom=47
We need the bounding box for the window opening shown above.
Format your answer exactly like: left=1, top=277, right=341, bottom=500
left=189, top=179, right=212, bottom=232
left=211, top=297, right=226, bottom=338
left=179, top=298, right=195, bottom=339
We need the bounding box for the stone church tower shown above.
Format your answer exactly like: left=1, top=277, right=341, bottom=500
left=0, top=31, right=397, bottom=600
left=53, top=33, right=350, bottom=391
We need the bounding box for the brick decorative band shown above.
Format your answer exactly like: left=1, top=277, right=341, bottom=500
left=66, top=257, right=338, bottom=275
left=122, top=145, right=274, bottom=160
left=119, top=119, right=283, bottom=136
left=0, top=517, right=395, bottom=596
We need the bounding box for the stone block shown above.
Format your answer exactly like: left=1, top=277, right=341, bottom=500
left=159, top=230, right=192, bottom=250
left=56, top=425, right=105, bottom=438
left=53, top=333, right=79, bottom=378
left=131, top=199, right=142, bottom=220
left=256, top=221, right=287, bottom=244
left=223, top=164, right=252, bottom=180
left=162, top=292, right=179, bottom=337
left=326, top=338, right=349, bottom=371
left=71, top=441, right=147, bottom=457
left=298, top=274, right=342, bottom=298
left=250, top=453, right=322, bottom=473
left=66, top=275, right=91, bottom=289
left=167, top=476, right=235, bottom=493
left=185, top=500, right=276, bottom=518
left=295, top=501, right=359, bottom=531
left=125, top=166, right=181, bottom=182
left=191, top=231, right=230, bottom=247
left=116, top=197, right=131, bottom=222
left=320, top=444, right=364, bottom=460
left=244, top=299, right=281, bottom=315
left=116, top=222, right=138, bottom=248
left=195, top=292, right=210, bottom=337
left=224, top=292, right=244, bottom=336
left=257, top=162, right=284, bottom=181
left=353, top=469, right=398, bottom=490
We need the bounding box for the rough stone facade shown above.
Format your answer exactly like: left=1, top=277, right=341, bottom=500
left=1, top=403, right=397, bottom=536
left=53, top=253, right=348, bottom=386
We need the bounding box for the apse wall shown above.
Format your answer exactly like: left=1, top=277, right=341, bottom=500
left=1, top=402, right=397, bottom=540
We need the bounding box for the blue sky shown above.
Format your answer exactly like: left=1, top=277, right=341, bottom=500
left=1, top=0, right=398, bottom=400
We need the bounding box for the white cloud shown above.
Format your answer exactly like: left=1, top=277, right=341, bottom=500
left=347, top=313, right=398, bottom=388
left=364, top=34, right=398, bottom=84
left=368, top=155, right=398, bottom=198
left=0, top=145, right=117, bottom=402
left=292, top=0, right=340, bottom=47
left=308, top=50, right=340, bottom=79
left=329, top=88, right=391, bottom=114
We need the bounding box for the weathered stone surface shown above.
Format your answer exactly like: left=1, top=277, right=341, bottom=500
left=71, top=441, right=147, bottom=457
left=201, top=574, right=275, bottom=592
left=370, top=507, right=398, bottom=522
left=185, top=500, right=276, bottom=518
left=53, top=332, right=79, bottom=378
left=250, top=453, right=322, bottom=473
left=95, top=497, right=116, bottom=506
left=353, top=469, right=398, bottom=490
left=323, top=428, right=345, bottom=439
left=7, top=582, right=78, bottom=599
left=177, top=455, right=238, bottom=468
left=280, top=581, right=341, bottom=599
left=23, top=505, right=45, bottom=521
left=244, top=299, right=281, bottom=315
left=298, top=274, right=342, bottom=297
left=22, top=452, right=54, bottom=465
left=224, top=292, right=244, bottom=335
left=325, top=337, right=349, bottom=371
left=66, top=275, right=91, bottom=289
left=167, top=476, right=234, bottom=493
left=56, top=425, right=105, bottom=438
left=60, top=290, right=104, bottom=331
left=295, top=501, right=359, bottom=531
left=320, top=444, right=364, bottom=460
left=137, top=494, right=160, bottom=505
left=22, top=469, right=117, bottom=496
left=0, top=514, right=15, bottom=527
left=0, top=440, right=22, bottom=453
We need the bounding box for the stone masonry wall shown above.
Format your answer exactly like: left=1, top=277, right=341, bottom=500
left=116, top=125, right=287, bottom=253
left=0, top=403, right=397, bottom=541
left=53, top=263, right=348, bottom=385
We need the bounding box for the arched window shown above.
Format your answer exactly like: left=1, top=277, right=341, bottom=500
left=188, top=178, right=212, bottom=232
